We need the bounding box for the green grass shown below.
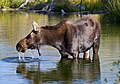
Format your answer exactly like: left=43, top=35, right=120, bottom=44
left=10, top=0, right=25, bottom=8
left=105, top=0, right=120, bottom=23
left=0, top=0, right=10, bottom=9
left=0, top=0, right=104, bottom=12
left=82, top=0, right=104, bottom=11
left=0, top=0, right=44, bottom=9
left=53, top=0, right=79, bottom=12
left=0, top=0, right=25, bottom=9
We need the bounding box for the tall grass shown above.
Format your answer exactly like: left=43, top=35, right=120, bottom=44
left=53, top=0, right=103, bottom=12
left=0, top=0, right=104, bottom=12
left=105, top=0, right=120, bottom=23
left=0, top=0, right=45, bottom=9
left=0, top=0, right=25, bottom=9
left=82, top=0, right=104, bottom=11
left=53, top=0, right=79, bottom=12
left=10, top=0, right=25, bottom=8
left=0, top=0, right=11, bottom=9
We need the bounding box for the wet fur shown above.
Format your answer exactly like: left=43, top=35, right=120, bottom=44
left=16, top=16, right=101, bottom=61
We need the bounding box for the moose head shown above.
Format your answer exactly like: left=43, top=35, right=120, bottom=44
left=16, top=21, right=42, bottom=56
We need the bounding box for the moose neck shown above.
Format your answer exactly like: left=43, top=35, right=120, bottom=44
left=40, top=28, right=64, bottom=50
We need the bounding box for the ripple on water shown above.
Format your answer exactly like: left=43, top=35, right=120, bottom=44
left=2, top=57, right=40, bottom=63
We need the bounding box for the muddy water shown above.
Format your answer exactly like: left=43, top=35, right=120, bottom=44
left=0, top=12, right=120, bottom=84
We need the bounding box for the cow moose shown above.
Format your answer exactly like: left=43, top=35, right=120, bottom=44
left=16, top=16, right=101, bottom=62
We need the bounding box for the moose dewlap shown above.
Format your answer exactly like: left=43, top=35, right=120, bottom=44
left=16, top=16, right=101, bottom=61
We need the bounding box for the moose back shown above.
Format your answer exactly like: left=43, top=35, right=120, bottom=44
left=16, top=16, right=101, bottom=61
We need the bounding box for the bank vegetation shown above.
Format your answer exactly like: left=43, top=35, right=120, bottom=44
left=0, top=0, right=120, bottom=24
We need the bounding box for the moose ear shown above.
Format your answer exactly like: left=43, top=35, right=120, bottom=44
left=32, top=21, right=39, bottom=31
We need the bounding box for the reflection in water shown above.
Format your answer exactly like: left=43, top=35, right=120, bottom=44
left=0, top=12, right=120, bottom=84
left=0, top=12, right=101, bottom=48
left=17, top=62, right=41, bottom=84
left=16, top=59, right=100, bottom=84
left=0, top=12, right=49, bottom=47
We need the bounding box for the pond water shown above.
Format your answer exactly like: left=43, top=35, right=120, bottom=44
left=0, top=12, right=120, bottom=84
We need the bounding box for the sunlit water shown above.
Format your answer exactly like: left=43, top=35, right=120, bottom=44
left=0, top=12, right=120, bottom=84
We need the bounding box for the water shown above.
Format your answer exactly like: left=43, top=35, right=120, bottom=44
left=0, top=12, right=120, bottom=84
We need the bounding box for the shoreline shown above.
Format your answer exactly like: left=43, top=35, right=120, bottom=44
left=0, top=8, right=107, bottom=15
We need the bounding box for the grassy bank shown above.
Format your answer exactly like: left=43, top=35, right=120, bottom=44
left=0, top=0, right=104, bottom=12
left=0, top=0, right=46, bottom=10
left=0, top=0, right=24, bottom=9
left=51, top=0, right=104, bottom=12
left=105, top=0, right=120, bottom=24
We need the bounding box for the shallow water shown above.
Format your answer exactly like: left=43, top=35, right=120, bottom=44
left=0, top=12, right=120, bottom=84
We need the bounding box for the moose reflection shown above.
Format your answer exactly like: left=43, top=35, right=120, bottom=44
left=16, top=59, right=100, bottom=84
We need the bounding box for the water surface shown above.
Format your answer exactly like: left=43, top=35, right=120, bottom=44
left=0, top=12, right=120, bottom=84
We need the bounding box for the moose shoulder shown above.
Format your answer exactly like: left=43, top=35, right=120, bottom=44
left=16, top=16, right=101, bottom=61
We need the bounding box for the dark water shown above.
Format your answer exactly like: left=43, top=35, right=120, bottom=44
left=0, top=12, right=120, bottom=84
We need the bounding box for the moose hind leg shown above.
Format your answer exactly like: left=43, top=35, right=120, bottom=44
left=92, top=37, right=100, bottom=62
left=83, top=50, right=90, bottom=61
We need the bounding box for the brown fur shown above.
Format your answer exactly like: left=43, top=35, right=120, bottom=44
left=16, top=16, right=101, bottom=61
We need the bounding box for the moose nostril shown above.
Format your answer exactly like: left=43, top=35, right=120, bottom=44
left=16, top=43, right=21, bottom=52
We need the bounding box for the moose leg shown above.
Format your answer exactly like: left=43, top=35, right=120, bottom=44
left=77, top=51, right=80, bottom=59
left=57, top=45, right=70, bottom=59
left=36, top=45, right=41, bottom=59
left=59, top=51, right=69, bottom=58
left=93, top=45, right=99, bottom=62
left=92, top=37, right=100, bottom=62
left=72, top=51, right=80, bottom=59
left=83, top=50, right=90, bottom=61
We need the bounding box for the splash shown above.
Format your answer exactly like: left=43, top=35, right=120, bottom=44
left=2, top=50, right=40, bottom=63
left=29, top=50, right=35, bottom=59
left=18, top=52, right=25, bottom=60
left=29, top=50, right=41, bottom=59
left=2, top=57, right=40, bottom=63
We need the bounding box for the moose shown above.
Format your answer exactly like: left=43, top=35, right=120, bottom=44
left=16, top=16, right=101, bottom=62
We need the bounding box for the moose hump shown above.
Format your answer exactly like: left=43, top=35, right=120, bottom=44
left=41, top=19, right=74, bottom=30
left=16, top=16, right=101, bottom=62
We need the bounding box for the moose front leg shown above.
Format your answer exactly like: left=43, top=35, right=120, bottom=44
left=73, top=51, right=80, bottom=59
left=59, top=50, right=69, bottom=58
left=83, top=50, right=90, bottom=61
left=36, top=44, right=41, bottom=59
left=56, top=44, right=69, bottom=59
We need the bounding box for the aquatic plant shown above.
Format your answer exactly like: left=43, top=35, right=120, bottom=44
left=105, top=0, right=120, bottom=23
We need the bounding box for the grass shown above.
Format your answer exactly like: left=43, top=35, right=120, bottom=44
left=0, top=0, right=24, bottom=9
left=0, top=0, right=104, bottom=12
left=53, top=0, right=79, bottom=12
left=105, top=0, right=120, bottom=24
left=82, top=0, right=104, bottom=11
left=51, top=0, right=104, bottom=12
left=10, top=0, right=25, bottom=8
left=0, top=0, right=10, bottom=9
left=0, top=0, right=45, bottom=9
